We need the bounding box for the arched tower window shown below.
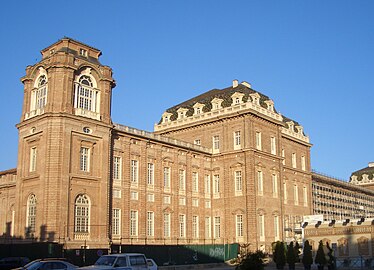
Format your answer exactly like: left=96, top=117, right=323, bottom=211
left=74, top=71, right=100, bottom=120
left=27, top=73, right=48, bottom=119
left=74, top=194, right=90, bottom=233
left=26, top=194, right=37, bottom=234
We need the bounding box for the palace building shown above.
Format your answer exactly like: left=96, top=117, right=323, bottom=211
left=0, top=38, right=371, bottom=257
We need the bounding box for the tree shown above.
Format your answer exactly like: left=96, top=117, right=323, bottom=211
left=273, top=241, right=286, bottom=270
left=315, top=240, right=327, bottom=270
left=235, top=250, right=266, bottom=270
left=287, top=242, right=296, bottom=270
left=302, top=240, right=313, bottom=270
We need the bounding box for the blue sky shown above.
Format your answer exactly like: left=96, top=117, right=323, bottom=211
left=0, top=1, right=373, bottom=180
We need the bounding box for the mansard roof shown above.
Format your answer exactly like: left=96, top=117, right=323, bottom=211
left=351, top=163, right=374, bottom=181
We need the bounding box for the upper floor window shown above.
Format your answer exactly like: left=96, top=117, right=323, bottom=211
left=292, top=153, right=297, bottom=168
left=235, top=171, right=243, bottom=194
left=80, top=147, right=90, bottom=172
left=80, top=48, right=88, bottom=57
left=164, top=167, right=171, bottom=189
left=194, top=139, right=201, bottom=146
left=234, top=131, right=241, bottom=149
left=26, top=194, right=37, bottom=234
left=281, top=149, right=285, bottom=165
left=213, top=135, right=220, bottom=153
left=179, top=214, right=186, bottom=238
left=272, top=174, right=278, bottom=198
left=257, top=170, right=263, bottom=195
left=112, top=209, right=121, bottom=236
left=74, top=73, right=100, bottom=119
left=213, top=174, right=220, bottom=196
left=205, top=175, right=211, bottom=195
left=130, top=210, right=138, bottom=236
left=301, top=155, right=306, bottom=171
left=179, top=169, right=186, bottom=191
left=192, top=172, right=199, bottom=192
left=236, top=214, right=243, bottom=237
left=256, top=131, right=262, bottom=150
left=30, top=147, right=37, bottom=172
left=131, top=160, right=139, bottom=183
left=147, top=163, right=154, bottom=185
left=271, top=137, right=276, bottom=155
left=113, top=156, right=122, bottom=180
left=74, top=194, right=90, bottom=233
left=35, top=75, right=48, bottom=110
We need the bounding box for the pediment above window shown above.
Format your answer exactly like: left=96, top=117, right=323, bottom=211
left=249, top=93, right=261, bottom=105
left=231, top=92, right=245, bottom=105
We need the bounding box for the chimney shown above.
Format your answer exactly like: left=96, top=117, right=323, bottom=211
left=232, top=79, right=239, bottom=88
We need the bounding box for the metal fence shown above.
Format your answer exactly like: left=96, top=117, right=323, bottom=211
left=335, top=257, right=374, bottom=269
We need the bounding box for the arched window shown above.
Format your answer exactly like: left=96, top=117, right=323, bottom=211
left=74, top=74, right=100, bottom=117
left=74, top=194, right=90, bottom=233
left=26, top=194, right=37, bottom=233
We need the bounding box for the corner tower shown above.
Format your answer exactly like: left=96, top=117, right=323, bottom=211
left=15, top=38, right=115, bottom=249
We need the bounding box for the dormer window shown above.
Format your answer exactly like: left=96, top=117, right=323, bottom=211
left=249, top=93, right=260, bottom=105
left=177, top=108, right=188, bottom=120
left=265, top=100, right=274, bottom=112
left=162, top=112, right=173, bottom=123
left=211, top=98, right=223, bottom=110
left=287, top=121, right=295, bottom=131
left=295, top=125, right=303, bottom=134
left=80, top=48, right=87, bottom=57
left=231, top=92, right=244, bottom=106
left=193, top=102, right=204, bottom=115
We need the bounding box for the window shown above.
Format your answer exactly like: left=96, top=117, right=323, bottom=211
left=147, top=163, right=154, bottom=185
left=130, top=191, right=138, bottom=200
left=205, top=175, right=211, bottom=195
left=284, top=182, right=287, bottom=204
left=272, top=174, right=278, bottom=198
left=235, top=171, right=242, bottom=194
left=234, top=131, right=241, bottom=149
left=112, top=209, right=121, bottom=236
left=192, top=198, right=199, bottom=207
left=147, top=193, right=154, bottom=202
left=259, top=214, right=265, bottom=241
left=74, top=194, right=90, bottom=233
left=214, top=216, right=221, bottom=238
left=164, top=213, right=171, bottom=237
left=179, top=170, right=186, bottom=191
left=30, top=147, right=37, bottom=172
left=303, top=186, right=308, bottom=207
left=74, top=75, right=99, bottom=113
left=163, top=196, right=171, bottom=204
left=257, top=171, right=263, bottom=195
left=205, top=217, right=211, bottom=239
left=271, top=137, right=276, bottom=155
left=130, top=210, right=138, bottom=236
left=131, top=160, right=138, bottom=183
left=113, top=156, right=122, bottom=180
left=236, top=215, right=243, bottom=237
left=34, top=75, right=48, bottom=111
left=292, top=153, right=297, bottom=168
left=194, top=139, right=201, bottom=145
left=179, top=197, right=186, bottom=205
left=274, top=215, right=279, bottom=240
left=281, top=149, right=285, bottom=165
left=192, top=172, right=199, bottom=192
left=26, top=194, right=37, bottom=234
left=213, top=174, right=220, bottom=196
left=147, top=211, right=154, bottom=237
left=80, top=147, right=90, bottom=172
left=163, top=167, right=171, bottom=189
left=213, top=135, right=220, bottom=153
left=205, top=200, right=211, bottom=208
left=113, top=189, right=122, bottom=199
left=179, top=214, right=186, bottom=238
left=301, top=156, right=306, bottom=171
left=294, top=184, right=299, bottom=205
left=256, top=131, right=262, bottom=150
left=192, top=216, right=199, bottom=239
left=79, top=48, right=87, bottom=56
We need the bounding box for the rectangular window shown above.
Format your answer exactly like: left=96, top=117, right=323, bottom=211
left=147, top=193, right=154, bottom=202
left=284, top=182, right=287, bottom=204
left=281, top=149, right=285, bottom=165
left=192, top=216, right=199, bottom=239
left=30, top=147, right=37, bottom=172
left=113, top=156, right=122, bottom=180
left=236, top=215, right=243, bottom=237
left=259, top=214, right=265, bottom=241
left=164, top=167, right=171, bottom=188
left=113, top=189, right=122, bottom=199
left=205, top=175, right=211, bottom=195
left=112, top=209, right=121, bottom=236
left=213, top=135, right=220, bottom=153
left=147, top=211, right=154, bottom=237
left=130, top=191, right=138, bottom=200
left=257, top=171, right=263, bottom=195
left=192, top=172, right=199, bottom=192
left=301, top=156, right=306, bottom=171
left=256, top=131, right=262, bottom=150
left=271, top=137, right=276, bottom=155
left=179, top=214, right=186, bottom=238
left=294, top=184, right=299, bottom=205
left=214, top=216, right=221, bottom=238
left=235, top=171, right=242, bottom=194
left=131, top=160, right=138, bottom=183
left=292, top=153, right=297, bottom=168
left=179, top=169, right=186, bottom=191
left=194, top=139, right=201, bottom=146
left=130, top=210, right=138, bottom=237
left=179, top=197, right=186, bottom=205
left=205, top=200, right=211, bottom=208
left=205, top=217, right=211, bottom=239
left=163, top=213, right=171, bottom=237
left=213, top=174, right=220, bottom=197
left=272, top=174, right=278, bottom=198
left=147, top=163, right=154, bottom=185
left=234, top=131, right=241, bottom=149
left=192, top=198, right=199, bottom=207
left=163, top=196, right=171, bottom=204
left=303, top=186, right=308, bottom=207
left=80, top=147, right=90, bottom=172
left=274, top=216, right=279, bottom=241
